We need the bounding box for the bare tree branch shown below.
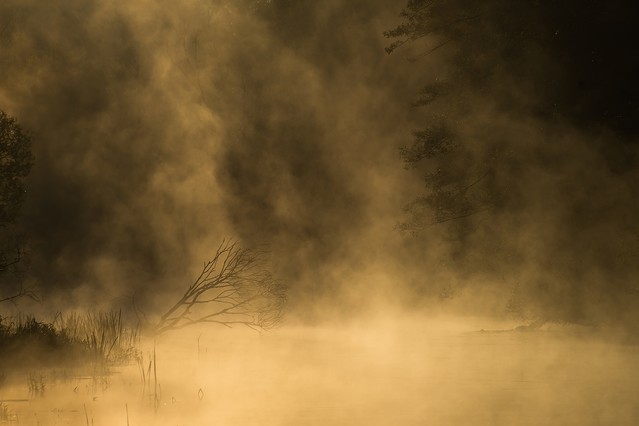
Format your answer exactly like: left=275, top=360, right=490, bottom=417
left=152, top=240, right=286, bottom=335
left=0, top=285, right=40, bottom=305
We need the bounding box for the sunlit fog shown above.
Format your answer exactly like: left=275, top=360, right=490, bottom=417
left=1, top=1, right=639, bottom=425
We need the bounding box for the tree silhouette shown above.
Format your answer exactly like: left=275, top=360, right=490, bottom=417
left=386, top=0, right=639, bottom=328
left=0, top=110, right=33, bottom=276
left=388, top=0, right=639, bottom=234
left=152, top=240, right=286, bottom=335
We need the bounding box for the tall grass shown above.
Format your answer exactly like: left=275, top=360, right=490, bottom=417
left=0, top=310, right=140, bottom=368
left=136, top=345, right=161, bottom=410
left=54, top=310, right=140, bottom=364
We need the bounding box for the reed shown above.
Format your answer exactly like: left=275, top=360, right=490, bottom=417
left=54, top=310, right=140, bottom=364
left=0, top=310, right=140, bottom=367
left=136, top=345, right=161, bottom=410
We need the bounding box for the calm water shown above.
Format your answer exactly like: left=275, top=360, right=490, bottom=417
left=2, top=317, right=638, bottom=425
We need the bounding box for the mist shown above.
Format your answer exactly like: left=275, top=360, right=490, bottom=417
left=0, top=0, right=437, bottom=318
left=2, top=0, right=639, bottom=424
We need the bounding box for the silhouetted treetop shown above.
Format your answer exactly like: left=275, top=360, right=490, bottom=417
left=386, top=0, right=639, bottom=136
left=0, top=110, right=33, bottom=225
left=0, top=110, right=33, bottom=276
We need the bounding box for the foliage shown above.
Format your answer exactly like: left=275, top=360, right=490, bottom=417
left=387, top=0, right=639, bottom=232
left=0, top=110, right=33, bottom=275
left=386, top=0, right=639, bottom=326
left=386, top=1, right=544, bottom=234
left=0, top=110, right=32, bottom=223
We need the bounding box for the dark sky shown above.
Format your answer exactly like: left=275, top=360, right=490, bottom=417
left=1, top=0, right=638, bottom=323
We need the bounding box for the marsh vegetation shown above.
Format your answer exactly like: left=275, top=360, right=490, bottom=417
left=2, top=0, right=639, bottom=424
left=1, top=316, right=639, bottom=425
left=0, top=310, right=139, bottom=374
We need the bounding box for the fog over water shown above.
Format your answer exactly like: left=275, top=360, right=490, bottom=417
left=3, top=317, right=639, bottom=426
left=1, top=0, right=639, bottom=424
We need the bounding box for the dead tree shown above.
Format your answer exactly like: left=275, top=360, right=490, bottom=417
left=153, top=240, right=285, bottom=335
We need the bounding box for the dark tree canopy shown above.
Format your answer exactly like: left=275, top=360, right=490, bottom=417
left=387, top=1, right=639, bottom=327
left=0, top=110, right=33, bottom=275
left=386, top=0, right=639, bottom=136
left=0, top=111, right=32, bottom=222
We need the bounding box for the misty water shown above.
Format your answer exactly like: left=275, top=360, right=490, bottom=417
left=2, top=0, right=639, bottom=425
left=2, top=316, right=638, bottom=426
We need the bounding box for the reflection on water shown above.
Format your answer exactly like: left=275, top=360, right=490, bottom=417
left=1, top=317, right=639, bottom=425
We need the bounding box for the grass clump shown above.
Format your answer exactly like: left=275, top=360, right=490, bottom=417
left=0, top=314, right=80, bottom=368
left=0, top=311, right=139, bottom=370
left=54, top=310, right=139, bottom=364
